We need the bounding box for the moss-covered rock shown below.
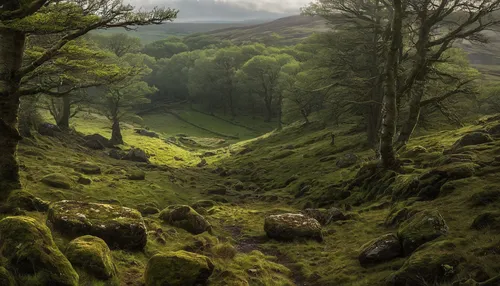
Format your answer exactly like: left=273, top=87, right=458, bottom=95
left=264, top=213, right=323, bottom=242
left=358, top=233, right=402, bottom=266
left=159, top=205, right=212, bottom=235
left=127, top=170, right=146, bottom=180
left=41, top=173, right=72, bottom=189
left=137, top=203, right=160, bottom=216
left=403, top=146, right=427, bottom=157
left=397, top=209, right=448, bottom=255
left=191, top=200, right=216, bottom=213
left=65, top=235, right=116, bottom=280
left=0, top=267, right=15, bottom=286
left=123, top=148, right=149, bottom=163
left=471, top=212, right=500, bottom=231
left=336, top=153, right=359, bottom=168
left=385, top=207, right=420, bottom=227
left=301, top=207, right=347, bottom=225
left=7, top=190, right=50, bottom=212
left=48, top=200, right=147, bottom=250
left=74, top=161, right=101, bottom=175
left=387, top=240, right=463, bottom=286
left=144, top=251, right=214, bottom=286
left=470, top=190, right=500, bottom=206
left=0, top=216, right=79, bottom=286
left=77, top=176, right=92, bottom=185
left=451, top=132, right=493, bottom=152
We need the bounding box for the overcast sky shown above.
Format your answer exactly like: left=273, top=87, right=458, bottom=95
left=130, top=0, right=312, bottom=22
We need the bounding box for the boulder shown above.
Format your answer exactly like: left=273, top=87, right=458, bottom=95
left=191, top=200, right=216, bottom=213
left=48, top=200, right=147, bottom=250
left=470, top=190, right=500, bottom=206
left=123, top=148, right=149, bottom=163
left=74, top=161, right=101, bottom=175
left=301, top=208, right=347, bottom=225
left=7, top=190, right=50, bottom=212
left=264, top=213, right=323, bottom=242
left=387, top=240, right=463, bottom=286
left=65, top=235, right=116, bottom=280
left=471, top=212, right=500, bottom=231
left=397, top=209, right=448, bottom=255
left=108, top=149, right=127, bottom=160
left=359, top=233, right=402, bottom=266
left=385, top=207, right=419, bottom=227
left=127, top=170, right=146, bottom=180
left=451, top=132, right=493, bottom=151
left=145, top=251, right=214, bottom=286
left=137, top=203, right=160, bottom=216
left=77, top=176, right=92, bottom=185
left=41, top=173, right=72, bottom=189
left=336, top=153, right=359, bottom=168
left=134, top=129, right=159, bottom=138
left=159, top=205, right=212, bottom=235
left=0, top=216, right=78, bottom=286
left=38, top=122, right=62, bottom=136
left=84, top=134, right=111, bottom=148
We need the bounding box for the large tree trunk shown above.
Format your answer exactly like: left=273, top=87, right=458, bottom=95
left=110, top=118, right=124, bottom=145
left=379, top=0, right=403, bottom=168
left=264, top=96, right=273, bottom=122
left=397, top=82, right=424, bottom=145
left=56, top=95, right=71, bottom=129
left=0, top=28, right=26, bottom=193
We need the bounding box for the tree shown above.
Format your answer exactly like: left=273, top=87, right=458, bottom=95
left=237, top=54, right=295, bottom=122
left=91, top=33, right=142, bottom=57
left=143, top=36, right=188, bottom=59
left=0, top=0, right=177, bottom=192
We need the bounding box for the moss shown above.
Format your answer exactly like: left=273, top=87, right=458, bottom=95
left=41, top=173, right=72, bottom=189
left=0, top=216, right=79, bottom=286
left=211, top=242, right=238, bottom=259
left=65, top=235, right=116, bottom=280
left=471, top=212, right=500, bottom=231
left=159, top=205, right=212, bottom=235
left=387, top=240, right=464, bottom=286
left=127, top=169, right=146, bottom=180
left=470, top=190, right=500, bottom=206
left=144, top=251, right=214, bottom=286
left=183, top=233, right=219, bottom=253
left=191, top=200, right=217, bottom=212
left=0, top=267, right=15, bottom=286
left=74, top=161, right=102, bottom=175
left=397, top=209, right=448, bottom=255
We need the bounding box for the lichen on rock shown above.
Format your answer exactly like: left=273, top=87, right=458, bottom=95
left=264, top=213, right=323, bottom=242
left=159, top=205, right=212, bottom=235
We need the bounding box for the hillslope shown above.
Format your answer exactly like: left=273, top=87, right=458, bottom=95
left=2, top=110, right=500, bottom=285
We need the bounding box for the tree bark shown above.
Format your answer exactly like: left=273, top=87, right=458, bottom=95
left=110, top=118, right=123, bottom=145
left=379, top=0, right=403, bottom=168
left=264, top=96, right=273, bottom=122
left=0, top=27, right=25, bottom=193
left=56, top=95, right=71, bottom=129
left=397, top=82, right=424, bottom=145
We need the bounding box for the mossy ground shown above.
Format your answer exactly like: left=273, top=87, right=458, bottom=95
left=11, top=110, right=500, bottom=285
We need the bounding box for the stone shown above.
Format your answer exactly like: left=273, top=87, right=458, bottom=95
left=207, top=187, right=227, bottom=195
left=7, top=190, right=50, bottom=212
left=84, top=134, right=111, bottom=148
left=127, top=170, right=146, bottom=180
left=301, top=208, right=347, bottom=225
left=65, top=235, right=116, bottom=280
left=74, top=161, right=101, bottom=175
left=470, top=190, right=500, bottom=206
left=77, top=176, right=92, bottom=185
left=84, top=139, right=105, bottom=150
left=123, top=148, right=149, bottom=163
left=264, top=213, right=323, bottom=242
left=359, top=233, right=402, bottom=266
left=385, top=207, right=419, bottom=227
left=41, top=173, right=72, bottom=189
left=191, top=200, right=216, bottom=212
left=134, top=129, right=159, bottom=138
left=471, top=212, right=500, bottom=231
left=451, top=132, right=493, bottom=151
left=108, top=149, right=126, bottom=160
left=0, top=216, right=78, bottom=286
left=387, top=240, right=463, bottom=286
left=159, top=205, right=212, bottom=235
left=137, top=203, right=160, bottom=216
left=38, top=122, right=62, bottom=136
left=197, top=159, right=208, bottom=168
left=397, top=209, right=448, bottom=255
left=336, top=153, right=359, bottom=168
left=48, top=200, right=147, bottom=250
left=145, top=251, right=214, bottom=286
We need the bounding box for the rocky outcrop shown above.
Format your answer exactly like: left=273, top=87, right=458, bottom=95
left=48, top=200, right=147, bottom=250
left=0, top=216, right=79, bottom=286
left=123, top=148, right=149, bottom=163
left=359, top=233, right=402, bottom=266
left=65, top=235, right=116, bottom=280
left=264, top=213, right=323, bottom=242
left=159, top=205, right=212, bottom=235
left=135, top=129, right=159, bottom=138
left=38, top=123, right=62, bottom=137
left=397, top=209, right=448, bottom=255
left=7, top=190, right=50, bottom=212
left=84, top=134, right=111, bottom=149
left=74, top=161, right=101, bottom=175
left=145, top=251, right=214, bottom=286
left=450, top=132, right=493, bottom=152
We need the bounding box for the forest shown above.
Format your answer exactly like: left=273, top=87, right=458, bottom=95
left=1, top=0, right=500, bottom=285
